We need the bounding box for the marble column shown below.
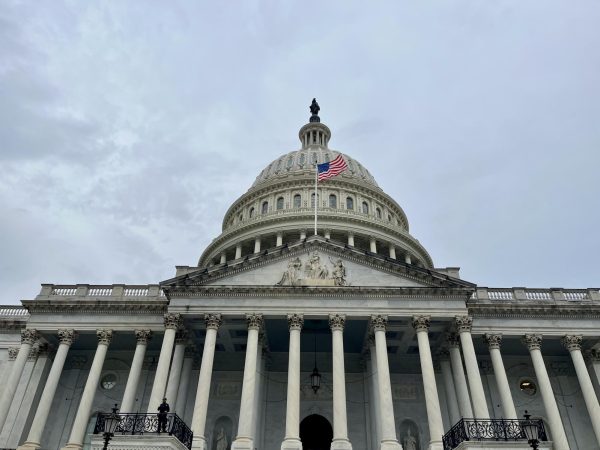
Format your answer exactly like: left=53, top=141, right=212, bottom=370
left=370, top=315, right=402, bottom=450
left=368, top=337, right=382, bottom=447
left=220, top=252, right=226, bottom=264
left=563, top=335, right=600, bottom=446
left=330, top=314, right=353, bottom=450
left=523, top=334, right=569, bottom=450
left=438, top=349, right=460, bottom=426
left=348, top=233, right=355, bottom=247
left=455, top=316, right=489, bottom=419
left=62, top=329, right=112, bottom=450
left=254, top=237, right=261, bottom=253
left=370, top=237, right=377, bottom=253
left=191, top=313, right=222, bottom=450
left=0, top=329, right=38, bottom=433
left=446, top=333, right=473, bottom=418
left=235, top=244, right=242, bottom=259
left=281, top=314, right=303, bottom=450
left=165, top=330, right=188, bottom=408
left=300, top=230, right=307, bottom=240
left=483, top=334, right=517, bottom=419
left=120, top=329, right=152, bottom=413
left=175, top=346, right=195, bottom=416
left=147, top=313, right=182, bottom=413
left=232, top=313, right=263, bottom=450
left=276, top=232, right=283, bottom=246
left=404, top=254, right=412, bottom=264
left=589, top=349, right=600, bottom=392
left=413, top=316, right=443, bottom=450
left=18, top=330, right=76, bottom=450
left=389, top=245, right=396, bottom=260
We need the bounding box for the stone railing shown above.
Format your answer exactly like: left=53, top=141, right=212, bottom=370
left=36, top=284, right=165, bottom=299
left=473, top=287, right=600, bottom=302
left=0, top=306, right=29, bottom=318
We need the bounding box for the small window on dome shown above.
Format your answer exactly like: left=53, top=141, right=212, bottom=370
left=276, top=197, right=284, bottom=210
left=299, top=153, right=306, bottom=166
left=312, top=153, right=317, bottom=164
left=329, top=194, right=337, bottom=208
left=362, top=202, right=369, bottom=214
left=293, top=194, right=301, bottom=208
left=262, top=201, right=268, bottom=214
left=347, top=160, right=355, bottom=173
left=376, top=208, right=382, bottom=219
left=311, top=193, right=318, bottom=207
left=346, top=197, right=354, bottom=210
left=325, top=153, right=330, bottom=162
left=286, top=157, right=293, bottom=169
left=249, top=207, right=255, bottom=218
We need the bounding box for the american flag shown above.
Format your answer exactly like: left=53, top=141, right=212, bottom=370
left=317, top=154, right=348, bottom=181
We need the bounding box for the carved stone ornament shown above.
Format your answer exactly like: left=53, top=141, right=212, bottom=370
left=164, top=313, right=182, bottom=330
left=175, top=329, right=189, bottom=344
left=8, top=347, right=19, bottom=360
left=58, top=329, right=77, bottom=346
left=287, top=313, right=304, bottom=330
left=446, top=333, right=460, bottom=348
left=412, top=315, right=430, bottom=332
left=246, top=313, right=264, bottom=330
left=370, top=314, right=388, bottom=332
left=276, top=252, right=348, bottom=287
left=28, top=345, right=40, bottom=361
left=523, top=334, right=542, bottom=351
left=97, top=329, right=113, bottom=345
left=562, top=335, right=582, bottom=352
left=134, top=329, right=152, bottom=344
left=588, top=349, right=600, bottom=363
left=484, top=334, right=502, bottom=350
left=21, top=329, right=39, bottom=345
left=329, top=313, right=346, bottom=331
left=36, top=343, right=51, bottom=357
left=455, top=316, right=473, bottom=333
left=205, top=313, right=223, bottom=330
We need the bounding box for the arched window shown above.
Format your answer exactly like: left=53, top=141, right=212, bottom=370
left=329, top=194, right=337, bottom=208
left=362, top=202, right=369, bottom=214
left=261, top=201, right=268, bottom=214
left=293, top=194, right=301, bottom=208
left=299, top=153, right=306, bottom=166
left=276, top=197, right=284, bottom=210
left=311, top=193, right=318, bottom=207
left=286, top=157, right=293, bottom=169
left=346, top=197, right=354, bottom=210
left=249, top=207, right=255, bottom=218
left=376, top=208, right=382, bottom=219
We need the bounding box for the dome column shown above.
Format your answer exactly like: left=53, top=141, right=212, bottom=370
left=347, top=233, right=354, bottom=247
left=235, top=244, right=242, bottom=259
left=276, top=232, right=283, bottom=247
left=254, top=236, right=261, bottom=253
left=389, top=245, right=396, bottom=260
left=370, top=237, right=377, bottom=254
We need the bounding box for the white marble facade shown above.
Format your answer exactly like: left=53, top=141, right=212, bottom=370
left=1, top=112, right=600, bottom=450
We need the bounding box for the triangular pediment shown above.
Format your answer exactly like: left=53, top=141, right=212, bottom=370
left=161, top=237, right=475, bottom=291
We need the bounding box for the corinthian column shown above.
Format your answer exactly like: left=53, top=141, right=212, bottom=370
left=232, top=313, right=263, bottom=450
left=370, top=315, right=402, bottom=450
left=191, top=313, right=222, bottom=450
left=483, top=334, right=517, bottom=419
left=62, top=329, right=112, bottom=450
left=120, top=330, right=152, bottom=413
left=147, top=313, right=182, bottom=413
left=446, top=333, right=473, bottom=418
left=18, top=330, right=76, bottom=450
left=563, top=335, right=600, bottom=446
left=523, top=334, right=569, bottom=450
left=413, top=316, right=443, bottom=450
left=455, top=316, right=489, bottom=419
left=0, top=329, right=39, bottom=432
left=165, top=330, right=188, bottom=408
left=330, top=314, right=352, bottom=450
left=281, top=314, right=303, bottom=450
left=438, top=349, right=460, bottom=426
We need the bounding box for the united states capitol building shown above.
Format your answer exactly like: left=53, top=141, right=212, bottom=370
left=1, top=106, right=599, bottom=450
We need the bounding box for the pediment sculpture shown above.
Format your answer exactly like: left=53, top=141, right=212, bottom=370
left=276, top=251, right=348, bottom=287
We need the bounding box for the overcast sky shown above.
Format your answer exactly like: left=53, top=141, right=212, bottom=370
left=1, top=1, right=599, bottom=304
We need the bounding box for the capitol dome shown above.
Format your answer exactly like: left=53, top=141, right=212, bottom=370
left=198, top=105, right=433, bottom=269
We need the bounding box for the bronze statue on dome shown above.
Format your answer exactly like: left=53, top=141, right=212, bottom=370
left=310, top=98, right=320, bottom=116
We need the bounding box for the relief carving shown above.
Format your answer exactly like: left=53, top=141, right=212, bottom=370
left=276, top=251, right=348, bottom=287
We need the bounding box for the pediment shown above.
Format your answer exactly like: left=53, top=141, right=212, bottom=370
left=162, top=238, right=474, bottom=291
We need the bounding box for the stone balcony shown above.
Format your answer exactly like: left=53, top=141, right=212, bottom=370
left=35, top=283, right=165, bottom=300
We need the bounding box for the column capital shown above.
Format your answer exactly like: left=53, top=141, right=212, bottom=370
left=58, top=329, right=77, bottom=346
left=587, top=349, right=600, bottom=362
left=455, top=315, right=473, bottom=333
left=134, top=329, right=152, bottom=344
left=205, top=313, right=223, bottom=329
left=329, top=313, right=346, bottom=331
left=412, top=315, right=430, bottom=332
left=287, top=313, right=304, bottom=330
left=164, top=313, right=183, bottom=330
left=370, top=314, right=388, bottom=332
left=522, top=334, right=543, bottom=351
left=175, top=329, right=189, bottom=344
left=246, top=313, right=264, bottom=330
left=484, top=333, right=502, bottom=349
left=8, top=347, right=19, bottom=360
left=562, top=335, right=582, bottom=352
left=446, top=332, right=460, bottom=348
left=97, top=329, right=113, bottom=345
left=37, top=343, right=51, bottom=357
left=21, top=328, right=39, bottom=345
left=28, top=344, right=40, bottom=360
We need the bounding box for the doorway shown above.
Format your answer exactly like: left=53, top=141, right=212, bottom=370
left=300, top=414, right=333, bottom=450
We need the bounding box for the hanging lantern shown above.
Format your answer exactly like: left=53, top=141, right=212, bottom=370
left=310, top=366, right=321, bottom=393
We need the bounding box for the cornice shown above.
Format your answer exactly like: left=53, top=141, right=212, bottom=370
left=467, top=300, right=600, bottom=319
left=21, top=299, right=169, bottom=315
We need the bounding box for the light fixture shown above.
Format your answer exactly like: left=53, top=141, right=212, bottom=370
left=310, top=333, right=321, bottom=393
left=522, top=411, right=540, bottom=450
left=102, top=404, right=120, bottom=450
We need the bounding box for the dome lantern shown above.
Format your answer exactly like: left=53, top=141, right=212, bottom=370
left=299, top=99, right=331, bottom=149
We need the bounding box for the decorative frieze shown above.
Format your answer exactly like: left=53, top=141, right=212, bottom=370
left=246, top=313, right=264, bottom=330
left=412, top=315, right=430, bottom=332
left=58, top=329, right=77, bottom=346
left=484, top=333, right=502, bottom=350
left=562, top=335, right=582, bottom=352
left=135, top=329, right=152, bottom=344
left=205, top=313, right=223, bottom=330
left=370, top=314, right=388, bottom=332
left=97, top=329, right=113, bottom=345
left=287, top=313, right=304, bottom=330
left=164, top=313, right=182, bottom=330
left=21, top=328, right=39, bottom=345
left=329, top=313, right=346, bottom=331
left=455, top=315, right=473, bottom=333
left=523, top=334, right=542, bottom=351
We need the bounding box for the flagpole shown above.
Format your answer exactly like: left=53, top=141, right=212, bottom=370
left=314, top=162, right=318, bottom=235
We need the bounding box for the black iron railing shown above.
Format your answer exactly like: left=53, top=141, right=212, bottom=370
left=442, top=418, right=547, bottom=450
left=93, top=413, right=193, bottom=449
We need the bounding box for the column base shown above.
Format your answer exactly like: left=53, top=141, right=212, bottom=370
left=16, top=442, right=41, bottom=450
left=331, top=438, right=353, bottom=449
left=281, top=437, right=303, bottom=450
left=191, top=435, right=208, bottom=450
left=428, top=441, right=443, bottom=450
left=231, top=437, right=254, bottom=450
left=61, top=444, right=83, bottom=450
left=379, top=440, right=403, bottom=450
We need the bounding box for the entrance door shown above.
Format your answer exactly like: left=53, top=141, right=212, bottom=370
left=300, top=414, right=333, bottom=450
